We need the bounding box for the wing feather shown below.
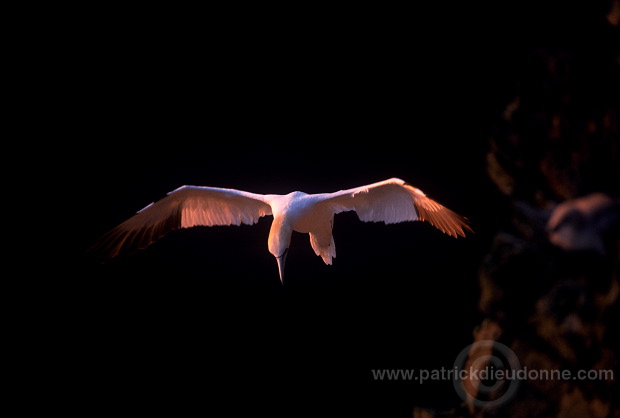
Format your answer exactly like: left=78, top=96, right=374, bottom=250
left=315, top=178, right=472, bottom=238
left=91, top=186, right=272, bottom=259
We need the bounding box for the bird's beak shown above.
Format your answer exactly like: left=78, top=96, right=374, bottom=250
left=276, top=250, right=288, bottom=284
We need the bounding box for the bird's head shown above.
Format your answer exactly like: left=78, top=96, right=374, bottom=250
left=268, top=220, right=293, bottom=283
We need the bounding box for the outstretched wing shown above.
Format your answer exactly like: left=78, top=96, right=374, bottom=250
left=314, top=178, right=471, bottom=237
left=90, top=186, right=272, bottom=259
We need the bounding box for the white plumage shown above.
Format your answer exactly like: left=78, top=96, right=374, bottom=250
left=91, top=178, right=472, bottom=282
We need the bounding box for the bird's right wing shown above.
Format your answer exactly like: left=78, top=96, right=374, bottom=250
left=90, top=186, right=272, bottom=259
left=314, top=178, right=471, bottom=238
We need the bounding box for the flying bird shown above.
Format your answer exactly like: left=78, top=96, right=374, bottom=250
left=91, top=178, right=472, bottom=282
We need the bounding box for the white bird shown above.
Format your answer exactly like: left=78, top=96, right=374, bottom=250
left=91, top=178, right=472, bottom=282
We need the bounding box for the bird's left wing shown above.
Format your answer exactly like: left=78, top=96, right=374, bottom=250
left=90, top=186, right=272, bottom=259
left=314, top=178, right=471, bottom=238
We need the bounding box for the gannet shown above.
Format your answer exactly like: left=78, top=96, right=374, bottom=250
left=91, top=178, right=472, bottom=282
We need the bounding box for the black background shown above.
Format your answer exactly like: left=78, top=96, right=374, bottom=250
left=41, top=2, right=614, bottom=416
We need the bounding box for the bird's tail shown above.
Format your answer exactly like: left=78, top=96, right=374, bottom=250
left=309, top=233, right=336, bottom=265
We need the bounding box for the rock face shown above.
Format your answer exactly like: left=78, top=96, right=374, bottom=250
left=417, top=4, right=620, bottom=417
left=475, top=22, right=619, bottom=418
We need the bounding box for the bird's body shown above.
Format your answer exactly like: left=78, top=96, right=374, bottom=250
left=92, top=178, right=472, bottom=282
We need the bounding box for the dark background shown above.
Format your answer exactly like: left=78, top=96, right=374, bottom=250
left=42, top=2, right=617, bottom=416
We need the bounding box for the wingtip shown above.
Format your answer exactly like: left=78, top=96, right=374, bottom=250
left=457, top=222, right=474, bottom=238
